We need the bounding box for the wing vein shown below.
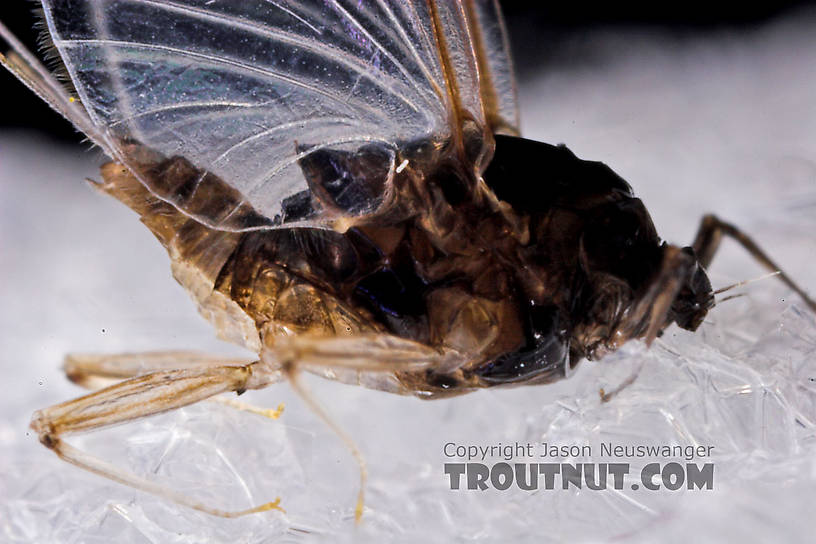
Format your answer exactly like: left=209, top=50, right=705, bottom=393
left=0, top=19, right=109, bottom=149
left=59, top=38, right=388, bottom=120
left=117, top=0, right=426, bottom=114
left=30, top=0, right=520, bottom=230
left=322, top=0, right=436, bottom=114
left=247, top=135, right=393, bottom=196
left=87, top=0, right=147, bottom=144
left=108, top=100, right=266, bottom=128
left=374, top=0, right=444, bottom=103
left=212, top=116, right=362, bottom=166
left=260, top=0, right=323, bottom=34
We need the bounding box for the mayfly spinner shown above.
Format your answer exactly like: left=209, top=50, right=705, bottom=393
left=2, top=0, right=814, bottom=521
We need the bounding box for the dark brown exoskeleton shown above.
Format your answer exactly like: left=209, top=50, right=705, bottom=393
left=3, top=0, right=815, bottom=523
left=268, top=133, right=816, bottom=398
left=478, top=136, right=816, bottom=394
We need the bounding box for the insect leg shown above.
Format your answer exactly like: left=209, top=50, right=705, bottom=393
left=273, top=333, right=456, bottom=372
left=614, top=246, right=697, bottom=346
left=692, top=214, right=816, bottom=312
left=63, top=351, right=255, bottom=389
left=0, top=21, right=109, bottom=150
left=207, top=396, right=285, bottom=419
left=31, top=363, right=285, bottom=518
left=285, top=365, right=367, bottom=524
left=267, top=333, right=459, bottom=522
left=597, top=248, right=696, bottom=403
left=64, top=351, right=286, bottom=419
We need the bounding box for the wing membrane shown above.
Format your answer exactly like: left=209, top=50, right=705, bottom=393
left=466, top=0, right=519, bottom=136
left=37, top=0, right=519, bottom=230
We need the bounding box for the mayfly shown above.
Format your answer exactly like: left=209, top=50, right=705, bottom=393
left=2, top=0, right=814, bottom=521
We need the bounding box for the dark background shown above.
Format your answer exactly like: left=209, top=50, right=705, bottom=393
left=1, top=1, right=812, bottom=142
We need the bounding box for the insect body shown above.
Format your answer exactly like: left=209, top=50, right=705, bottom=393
left=2, top=0, right=814, bottom=520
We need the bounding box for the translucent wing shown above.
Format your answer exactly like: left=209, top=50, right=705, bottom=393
left=37, top=0, right=518, bottom=230
left=466, top=0, right=519, bottom=136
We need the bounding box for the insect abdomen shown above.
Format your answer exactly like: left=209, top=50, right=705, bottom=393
left=96, top=152, right=263, bottom=351
left=97, top=148, right=382, bottom=351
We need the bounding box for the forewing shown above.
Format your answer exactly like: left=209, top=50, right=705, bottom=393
left=39, top=0, right=519, bottom=230
left=466, top=0, right=519, bottom=136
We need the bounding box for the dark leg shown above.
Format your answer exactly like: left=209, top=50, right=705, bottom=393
left=600, top=246, right=696, bottom=403
left=692, top=214, right=816, bottom=312
left=612, top=245, right=697, bottom=348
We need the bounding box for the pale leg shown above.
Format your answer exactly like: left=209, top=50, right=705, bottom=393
left=63, top=351, right=284, bottom=419
left=31, top=361, right=285, bottom=518
left=36, top=335, right=455, bottom=519
left=267, top=332, right=459, bottom=522
left=63, top=351, right=255, bottom=388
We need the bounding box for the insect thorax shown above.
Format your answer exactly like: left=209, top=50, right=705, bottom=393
left=97, top=134, right=675, bottom=397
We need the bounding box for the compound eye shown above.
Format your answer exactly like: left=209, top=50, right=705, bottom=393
left=669, top=256, right=714, bottom=331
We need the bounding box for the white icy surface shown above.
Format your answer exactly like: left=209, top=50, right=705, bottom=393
left=2, top=13, right=816, bottom=543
